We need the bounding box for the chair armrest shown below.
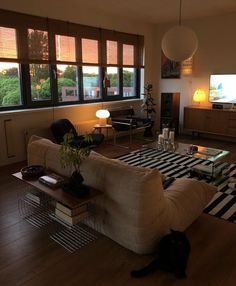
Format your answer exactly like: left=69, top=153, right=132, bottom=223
left=111, top=117, right=133, bottom=124
left=112, top=120, right=132, bottom=126
left=164, top=178, right=216, bottom=230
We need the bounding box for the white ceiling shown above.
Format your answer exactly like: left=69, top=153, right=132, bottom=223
left=65, top=0, right=236, bottom=24
left=1, top=0, right=236, bottom=25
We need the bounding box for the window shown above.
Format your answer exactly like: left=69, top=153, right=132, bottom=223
left=57, top=65, right=78, bottom=102
left=83, top=66, right=101, bottom=100
left=55, top=36, right=78, bottom=103
left=82, top=38, right=98, bottom=64
left=0, top=26, right=17, bottom=58
left=0, top=10, right=144, bottom=111
left=28, top=29, right=49, bottom=60
left=0, top=26, right=21, bottom=108
left=123, top=44, right=134, bottom=66
left=27, top=29, right=51, bottom=103
left=106, top=67, right=119, bottom=96
left=123, top=67, right=135, bottom=97
left=56, top=35, right=76, bottom=62
left=106, top=40, right=117, bottom=65
left=0, top=62, right=21, bottom=107
left=29, top=64, right=51, bottom=101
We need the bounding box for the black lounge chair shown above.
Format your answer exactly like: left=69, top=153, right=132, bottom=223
left=51, top=118, right=104, bottom=148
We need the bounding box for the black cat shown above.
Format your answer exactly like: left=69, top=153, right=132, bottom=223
left=131, top=230, right=191, bottom=279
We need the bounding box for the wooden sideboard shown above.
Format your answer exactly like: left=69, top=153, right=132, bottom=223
left=184, top=106, right=236, bottom=137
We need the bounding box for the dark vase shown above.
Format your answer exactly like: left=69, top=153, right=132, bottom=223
left=62, top=171, right=90, bottom=198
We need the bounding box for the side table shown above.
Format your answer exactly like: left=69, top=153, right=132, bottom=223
left=93, top=124, right=115, bottom=144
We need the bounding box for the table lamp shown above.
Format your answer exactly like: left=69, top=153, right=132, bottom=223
left=193, top=89, right=206, bottom=104
left=96, top=109, right=110, bottom=126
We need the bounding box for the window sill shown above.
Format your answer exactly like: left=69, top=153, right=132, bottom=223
left=0, top=98, right=143, bottom=117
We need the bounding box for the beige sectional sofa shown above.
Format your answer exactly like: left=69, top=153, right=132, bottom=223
left=28, top=136, right=216, bottom=254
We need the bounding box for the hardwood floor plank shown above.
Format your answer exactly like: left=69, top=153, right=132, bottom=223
left=0, top=135, right=236, bottom=286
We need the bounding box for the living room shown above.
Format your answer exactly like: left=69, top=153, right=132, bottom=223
left=0, top=1, right=236, bottom=285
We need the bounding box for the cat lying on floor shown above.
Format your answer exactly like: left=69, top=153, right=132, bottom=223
left=131, top=230, right=191, bottom=279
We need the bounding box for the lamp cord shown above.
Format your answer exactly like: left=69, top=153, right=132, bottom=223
left=179, top=0, right=182, bottom=26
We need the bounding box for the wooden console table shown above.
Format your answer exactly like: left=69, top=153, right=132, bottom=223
left=184, top=106, right=236, bottom=137
left=13, top=172, right=102, bottom=253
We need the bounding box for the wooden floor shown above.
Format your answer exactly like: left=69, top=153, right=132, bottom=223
left=0, top=135, right=236, bottom=286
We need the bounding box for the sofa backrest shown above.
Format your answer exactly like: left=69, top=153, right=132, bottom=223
left=27, top=136, right=169, bottom=252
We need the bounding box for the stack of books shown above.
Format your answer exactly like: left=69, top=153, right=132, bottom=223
left=25, top=189, right=41, bottom=204
left=55, top=202, right=89, bottom=225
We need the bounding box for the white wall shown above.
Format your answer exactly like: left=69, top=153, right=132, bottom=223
left=157, top=12, right=236, bottom=130
left=0, top=2, right=160, bottom=166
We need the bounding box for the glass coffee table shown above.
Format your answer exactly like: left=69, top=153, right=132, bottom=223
left=145, top=141, right=230, bottom=179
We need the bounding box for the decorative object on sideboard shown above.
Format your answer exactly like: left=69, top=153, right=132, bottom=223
left=212, top=103, right=223, bottom=109
left=60, top=131, right=92, bottom=197
left=96, top=109, right=110, bottom=126
left=193, top=88, right=206, bottom=104
left=161, top=0, right=198, bottom=62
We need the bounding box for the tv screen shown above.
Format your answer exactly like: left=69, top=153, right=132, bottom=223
left=209, top=74, right=236, bottom=103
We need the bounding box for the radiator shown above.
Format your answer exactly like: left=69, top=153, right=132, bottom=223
left=4, top=119, right=16, bottom=158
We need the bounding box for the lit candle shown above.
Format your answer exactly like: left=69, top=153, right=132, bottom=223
left=163, top=128, right=169, bottom=140
left=158, top=134, right=164, bottom=144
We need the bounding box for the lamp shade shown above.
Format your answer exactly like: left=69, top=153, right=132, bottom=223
left=161, top=26, right=198, bottom=62
left=193, top=89, right=206, bottom=103
left=96, top=109, right=110, bottom=126
left=96, top=109, right=110, bottom=119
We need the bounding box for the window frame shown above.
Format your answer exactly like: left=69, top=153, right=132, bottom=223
left=0, top=9, right=144, bottom=112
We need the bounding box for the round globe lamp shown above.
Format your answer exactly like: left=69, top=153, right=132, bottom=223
left=193, top=89, right=206, bottom=104
left=162, top=26, right=198, bottom=62
left=161, top=0, right=198, bottom=62
left=96, top=109, right=110, bottom=126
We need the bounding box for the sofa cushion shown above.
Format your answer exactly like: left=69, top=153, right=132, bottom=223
left=164, top=178, right=217, bottom=230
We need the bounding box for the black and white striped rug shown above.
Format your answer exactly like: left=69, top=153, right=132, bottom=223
left=116, top=147, right=236, bottom=223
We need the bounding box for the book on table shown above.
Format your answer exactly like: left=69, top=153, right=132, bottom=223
left=39, top=173, right=65, bottom=188
left=56, top=201, right=87, bottom=216
left=55, top=208, right=89, bottom=225
left=25, top=189, right=41, bottom=204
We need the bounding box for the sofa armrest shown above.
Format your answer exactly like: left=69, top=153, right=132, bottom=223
left=164, top=178, right=216, bottom=230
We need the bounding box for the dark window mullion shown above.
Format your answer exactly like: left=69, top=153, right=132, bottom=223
left=50, top=64, right=58, bottom=105
left=101, top=67, right=105, bottom=100
left=119, top=67, right=123, bottom=98
left=24, top=64, right=32, bottom=106
left=78, top=66, right=83, bottom=101
left=136, top=68, right=140, bottom=98
left=19, top=64, right=28, bottom=107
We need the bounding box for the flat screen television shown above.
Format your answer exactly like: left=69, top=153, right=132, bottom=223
left=209, top=74, right=236, bottom=103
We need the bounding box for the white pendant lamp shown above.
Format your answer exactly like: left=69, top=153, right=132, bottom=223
left=161, top=0, right=198, bottom=62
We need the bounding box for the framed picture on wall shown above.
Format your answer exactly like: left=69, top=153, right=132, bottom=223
left=161, top=50, right=181, bottom=79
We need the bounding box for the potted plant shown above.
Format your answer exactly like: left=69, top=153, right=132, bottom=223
left=141, top=83, right=156, bottom=119
left=60, top=131, right=92, bottom=197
